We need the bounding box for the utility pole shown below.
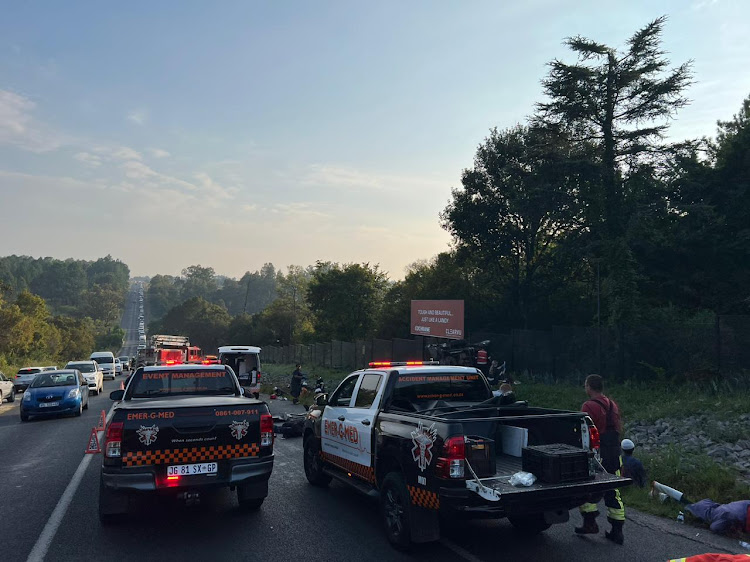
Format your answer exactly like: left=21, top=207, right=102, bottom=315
left=597, top=261, right=602, bottom=375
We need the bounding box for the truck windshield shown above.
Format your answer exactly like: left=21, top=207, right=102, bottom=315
left=392, top=372, right=490, bottom=404
left=129, top=369, right=237, bottom=398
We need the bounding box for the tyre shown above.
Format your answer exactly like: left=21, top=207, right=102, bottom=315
left=380, top=472, right=412, bottom=550
left=83, top=395, right=89, bottom=410
left=508, top=513, right=552, bottom=534
left=99, top=476, right=128, bottom=524
left=303, top=436, right=331, bottom=487
left=0, top=391, right=3, bottom=403
left=8, top=389, right=15, bottom=403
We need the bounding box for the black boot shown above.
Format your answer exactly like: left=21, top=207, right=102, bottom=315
left=605, top=518, right=624, bottom=545
left=574, top=512, right=600, bottom=534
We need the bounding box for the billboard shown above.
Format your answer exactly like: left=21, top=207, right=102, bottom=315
left=410, top=300, right=465, bottom=340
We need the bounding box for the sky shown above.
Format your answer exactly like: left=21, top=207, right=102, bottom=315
left=1, top=0, right=749, bottom=280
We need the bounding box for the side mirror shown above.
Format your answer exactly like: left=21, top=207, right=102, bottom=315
left=110, top=389, right=124, bottom=401
left=315, top=394, right=328, bottom=407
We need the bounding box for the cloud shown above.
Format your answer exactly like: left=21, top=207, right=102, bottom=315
left=194, top=172, right=236, bottom=201
left=303, top=163, right=445, bottom=194
left=73, top=151, right=102, bottom=167
left=127, top=109, right=147, bottom=125
left=691, top=0, right=719, bottom=9
left=270, top=202, right=331, bottom=220
left=149, top=148, right=170, bottom=158
left=112, top=146, right=142, bottom=161
left=0, top=89, right=66, bottom=152
left=120, top=160, right=197, bottom=193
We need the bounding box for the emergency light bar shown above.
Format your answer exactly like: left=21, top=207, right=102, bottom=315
left=368, top=361, right=439, bottom=367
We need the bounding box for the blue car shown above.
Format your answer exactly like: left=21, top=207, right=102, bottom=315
left=20, top=369, right=90, bottom=422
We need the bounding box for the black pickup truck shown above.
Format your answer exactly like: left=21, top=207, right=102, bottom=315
left=99, top=364, right=274, bottom=522
left=302, top=362, right=630, bottom=549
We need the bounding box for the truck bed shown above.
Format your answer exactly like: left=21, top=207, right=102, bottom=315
left=473, top=453, right=625, bottom=497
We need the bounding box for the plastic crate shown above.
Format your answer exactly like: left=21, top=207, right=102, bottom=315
left=465, top=436, right=496, bottom=478
left=521, top=444, right=593, bottom=484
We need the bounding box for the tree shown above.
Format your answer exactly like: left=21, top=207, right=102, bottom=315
left=158, top=297, right=231, bottom=351
left=442, top=126, right=588, bottom=327
left=83, top=284, right=124, bottom=324
left=181, top=265, right=218, bottom=301
left=147, top=274, right=183, bottom=319
left=307, top=262, right=388, bottom=341
left=536, top=16, right=693, bottom=324
left=52, top=316, right=96, bottom=360
left=537, top=15, right=692, bottom=239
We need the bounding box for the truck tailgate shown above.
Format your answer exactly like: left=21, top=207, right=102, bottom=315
left=461, top=454, right=630, bottom=508
left=120, top=402, right=264, bottom=475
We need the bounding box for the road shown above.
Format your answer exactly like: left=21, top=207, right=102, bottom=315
left=0, top=285, right=745, bottom=561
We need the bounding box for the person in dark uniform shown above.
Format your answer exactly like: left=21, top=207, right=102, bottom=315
left=575, top=374, right=626, bottom=545
left=620, top=439, right=647, bottom=488
left=290, top=364, right=304, bottom=405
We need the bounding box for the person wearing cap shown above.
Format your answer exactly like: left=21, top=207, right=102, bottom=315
left=621, top=438, right=647, bottom=488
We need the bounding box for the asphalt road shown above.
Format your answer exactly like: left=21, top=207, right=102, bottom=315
left=0, top=285, right=745, bottom=561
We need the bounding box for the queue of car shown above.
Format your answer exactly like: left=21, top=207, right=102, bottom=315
left=4, top=349, right=129, bottom=421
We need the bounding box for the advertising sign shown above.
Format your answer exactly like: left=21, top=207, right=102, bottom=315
left=410, top=300, right=465, bottom=340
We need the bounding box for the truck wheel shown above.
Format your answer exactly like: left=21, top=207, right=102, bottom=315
left=99, top=476, right=128, bottom=524
left=380, top=472, right=412, bottom=551
left=303, top=437, right=331, bottom=487
left=508, top=514, right=551, bottom=534
left=237, top=487, right=264, bottom=511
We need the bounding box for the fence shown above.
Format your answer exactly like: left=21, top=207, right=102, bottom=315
left=263, top=315, right=750, bottom=382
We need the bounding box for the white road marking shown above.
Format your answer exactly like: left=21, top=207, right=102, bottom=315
left=26, top=403, right=115, bottom=562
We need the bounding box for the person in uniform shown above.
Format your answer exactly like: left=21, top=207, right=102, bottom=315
left=575, top=374, right=626, bottom=545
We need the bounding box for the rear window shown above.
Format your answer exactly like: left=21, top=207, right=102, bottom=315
left=68, top=363, right=95, bottom=373
left=18, top=368, right=42, bottom=375
left=129, top=369, right=237, bottom=398
left=392, top=372, right=491, bottom=404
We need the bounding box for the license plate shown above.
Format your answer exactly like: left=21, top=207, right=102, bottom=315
left=167, top=462, right=218, bottom=476
left=39, top=402, right=60, bottom=408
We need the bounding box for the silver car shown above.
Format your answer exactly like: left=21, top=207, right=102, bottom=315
left=65, top=361, right=104, bottom=395
left=0, top=372, right=15, bottom=403
left=13, top=367, right=44, bottom=393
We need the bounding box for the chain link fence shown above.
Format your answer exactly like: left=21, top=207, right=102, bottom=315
left=262, top=315, right=750, bottom=382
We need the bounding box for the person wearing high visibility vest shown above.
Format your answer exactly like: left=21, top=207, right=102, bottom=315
left=475, top=346, right=489, bottom=376
left=575, top=374, right=626, bottom=544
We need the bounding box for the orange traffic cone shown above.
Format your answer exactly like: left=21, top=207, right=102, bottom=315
left=85, top=427, right=101, bottom=454
left=96, top=410, right=106, bottom=431
left=119, top=380, right=125, bottom=391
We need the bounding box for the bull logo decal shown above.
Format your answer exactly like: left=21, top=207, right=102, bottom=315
left=410, top=422, right=438, bottom=472
left=229, top=419, right=249, bottom=441
left=137, top=424, right=159, bottom=446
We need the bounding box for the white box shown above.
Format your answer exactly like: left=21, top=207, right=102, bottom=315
left=499, top=425, right=528, bottom=457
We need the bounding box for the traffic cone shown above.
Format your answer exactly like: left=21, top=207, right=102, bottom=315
left=119, top=380, right=125, bottom=391
left=96, top=410, right=106, bottom=431
left=85, top=427, right=101, bottom=454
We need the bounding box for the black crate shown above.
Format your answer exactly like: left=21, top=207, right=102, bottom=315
left=465, top=436, right=496, bottom=478
left=521, top=444, right=593, bottom=484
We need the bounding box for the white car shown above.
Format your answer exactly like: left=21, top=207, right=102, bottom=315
left=0, top=372, right=16, bottom=403
left=65, top=361, right=104, bottom=395
left=115, top=358, right=123, bottom=375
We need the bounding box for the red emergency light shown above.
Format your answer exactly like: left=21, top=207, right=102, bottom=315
left=368, top=361, right=434, bottom=367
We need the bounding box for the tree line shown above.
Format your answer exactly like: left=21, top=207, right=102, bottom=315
left=148, top=18, right=750, bottom=367
left=0, top=255, right=130, bottom=369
